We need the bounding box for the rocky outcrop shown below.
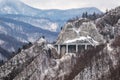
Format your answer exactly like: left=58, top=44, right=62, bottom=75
left=73, top=42, right=120, bottom=80
left=56, top=18, right=104, bottom=44
left=0, top=38, right=59, bottom=80
left=96, top=6, right=120, bottom=39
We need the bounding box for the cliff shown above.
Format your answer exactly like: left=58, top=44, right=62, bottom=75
left=56, top=18, right=104, bottom=45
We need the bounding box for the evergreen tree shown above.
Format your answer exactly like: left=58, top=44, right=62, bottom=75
left=82, top=13, right=85, bottom=18
left=85, top=12, right=88, bottom=18
left=61, top=27, right=63, bottom=30
left=105, top=9, right=109, bottom=14
left=17, top=48, right=21, bottom=53
left=42, top=36, right=45, bottom=39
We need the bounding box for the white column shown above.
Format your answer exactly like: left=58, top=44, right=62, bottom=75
left=85, top=44, right=87, bottom=50
left=58, top=45, right=60, bottom=54
left=66, top=44, right=68, bottom=53
left=112, top=27, right=115, bottom=34
left=76, top=44, right=78, bottom=53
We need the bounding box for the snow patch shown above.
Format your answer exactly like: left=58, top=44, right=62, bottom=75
left=47, top=44, right=54, bottom=49
left=87, top=36, right=99, bottom=46
left=72, top=27, right=81, bottom=36
left=49, top=23, right=58, bottom=32
left=37, top=38, right=46, bottom=44
left=64, top=36, right=99, bottom=46
left=107, top=44, right=113, bottom=51
left=0, top=40, right=5, bottom=45
left=64, top=36, right=88, bottom=44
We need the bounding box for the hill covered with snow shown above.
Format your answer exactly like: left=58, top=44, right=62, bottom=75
left=0, top=6, right=120, bottom=80
left=0, top=0, right=102, bottom=62
left=0, top=0, right=102, bottom=31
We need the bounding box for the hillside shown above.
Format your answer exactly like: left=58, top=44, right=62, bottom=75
left=96, top=6, right=120, bottom=39
left=0, top=47, right=10, bottom=62
left=0, top=36, right=120, bottom=80
left=56, top=18, right=104, bottom=45
left=0, top=33, right=24, bottom=52
left=0, top=6, right=120, bottom=80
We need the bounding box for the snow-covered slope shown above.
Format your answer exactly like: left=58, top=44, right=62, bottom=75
left=0, top=0, right=102, bottom=19
left=0, top=0, right=42, bottom=16
left=44, top=7, right=102, bottom=21
left=0, top=0, right=102, bottom=31
left=0, top=6, right=120, bottom=80
left=0, top=36, right=120, bottom=80
left=0, top=17, right=58, bottom=43
left=0, top=47, right=10, bottom=61
left=56, top=18, right=104, bottom=45
left=0, top=33, right=24, bottom=52
left=95, top=6, right=120, bottom=39
left=3, top=15, right=58, bottom=32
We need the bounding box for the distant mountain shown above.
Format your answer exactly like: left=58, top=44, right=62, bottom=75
left=2, top=14, right=58, bottom=32
left=0, top=0, right=103, bottom=31
left=0, top=33, right=24, bottom=52
left=0, top=17, right=58, bottom=43
left=0, top=0, right=102, bottom=18
left=0, top=16, right=58, bottom=60
left=43, top=7, right=102, bottom=21
left=0, top=0, right=42, bottom=16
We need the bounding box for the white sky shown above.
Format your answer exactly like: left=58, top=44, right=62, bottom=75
left=20, top=0, right=120, bottom=12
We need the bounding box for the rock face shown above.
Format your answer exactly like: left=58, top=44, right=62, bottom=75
left=0, top=6, right=120, bottom=80
left=56, top=18, right=104, bottom=45
left=96, top=6, right=120, bottom=39
left=73, top=43, right=120, bottom=80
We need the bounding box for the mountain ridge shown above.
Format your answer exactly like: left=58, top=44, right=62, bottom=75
left=0, top=0, right=102, bottom=19
left=0, top=0, right=103, bottom=32
left=0, top=6, right=120, bottom=80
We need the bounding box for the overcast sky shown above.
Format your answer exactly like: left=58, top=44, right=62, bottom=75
left=20, top=0, right=120, bottom=12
